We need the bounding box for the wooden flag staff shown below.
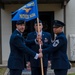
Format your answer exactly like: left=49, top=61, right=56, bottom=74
left=37, top=18, right=44, bottom=75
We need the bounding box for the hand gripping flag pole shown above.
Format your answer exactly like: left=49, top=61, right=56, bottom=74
left=37, top=18, right=44, bottom=75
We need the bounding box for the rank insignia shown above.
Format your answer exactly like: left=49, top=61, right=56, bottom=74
left=44, top=38, right=48, bottom=42
left=53, top=40, right=59, bottom=47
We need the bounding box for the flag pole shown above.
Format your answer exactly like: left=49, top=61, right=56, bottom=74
left=37, top=18, right=44, bottom=75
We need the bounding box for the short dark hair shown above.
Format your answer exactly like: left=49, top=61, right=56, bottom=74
left=16, top=20, right=25, bottom=25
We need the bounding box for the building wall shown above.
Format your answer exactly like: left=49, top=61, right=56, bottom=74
left=0, top=8, right=2, bottom=64
left=1, top=9, right=12, bottom=62
left=66, top=0, right=75, bottom=60
left=66, top=0, right=75, bottom=37
left=1, top=0, right=74, bottom=62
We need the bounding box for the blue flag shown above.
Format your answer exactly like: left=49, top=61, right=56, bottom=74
left=12, top=0, right=38, bottom=21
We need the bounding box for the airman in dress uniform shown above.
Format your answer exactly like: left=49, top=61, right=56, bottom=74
left=40, top=20, right=71, bottom=75
left=8, top=20, right=42, bottom=75
left=26, top=20, right=52, bottom=75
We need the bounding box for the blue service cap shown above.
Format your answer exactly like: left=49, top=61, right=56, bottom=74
left=34, top=19, right=42, bottom=24
left=53, top=20, right=65, bottom=27
left=16, top=20, right=25, bottom=25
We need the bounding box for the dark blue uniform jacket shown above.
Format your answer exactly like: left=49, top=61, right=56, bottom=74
left=43, top=32, right=71, bottom=69
left=8, top=30, right=36, bottom=69
left=26, top=31, right=52, bottom=67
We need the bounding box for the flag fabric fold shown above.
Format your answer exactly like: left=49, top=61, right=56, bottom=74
left=12, top=0, right=38, bottom=21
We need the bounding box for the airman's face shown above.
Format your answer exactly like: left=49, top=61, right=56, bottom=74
left=34, top=23, right=43, bottom=32
left=16, top=24, right=25, bottom=33
left=53, top=27, right=63, bottom=34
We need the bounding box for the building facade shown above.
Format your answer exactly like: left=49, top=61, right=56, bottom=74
left=0, top=0, right=75, bottom=64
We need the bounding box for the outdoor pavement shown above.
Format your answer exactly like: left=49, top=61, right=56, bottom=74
left=4, top=67, right=75, bottom=75
left=22, top=67, right=55, bottom=75
left=5, top=67, right=55, bottom=75
left=22, top=67, right=75, bottom=75
left=0, top=61, right=75, bottom=75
